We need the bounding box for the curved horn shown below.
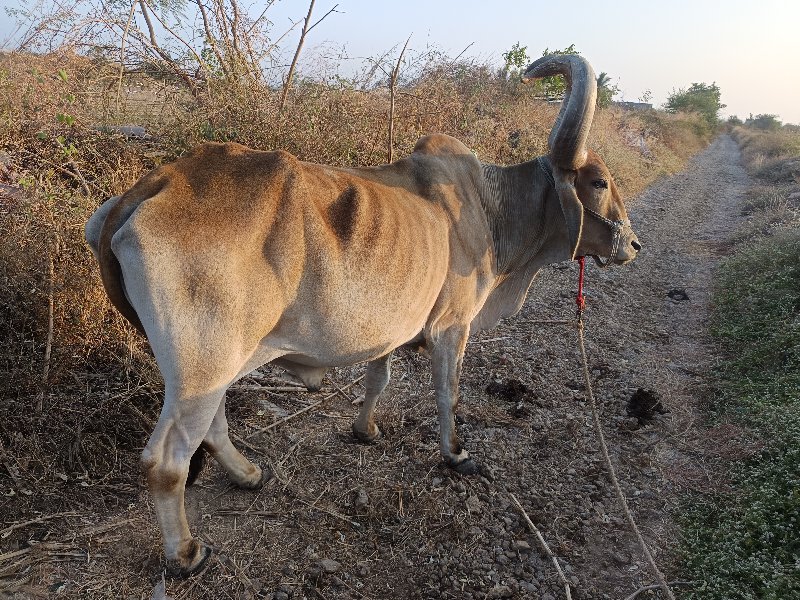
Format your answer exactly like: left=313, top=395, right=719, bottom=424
left=522, top=54, right=597, bottom=170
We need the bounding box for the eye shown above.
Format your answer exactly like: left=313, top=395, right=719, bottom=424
left=592, top=179, right=608, bottom=189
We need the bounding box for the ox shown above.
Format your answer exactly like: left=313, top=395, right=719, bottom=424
left=85, top=54, right=640, bottom=575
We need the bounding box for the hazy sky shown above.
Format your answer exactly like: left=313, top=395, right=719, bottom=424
left=264, top=0, right=800, bottom=124
left=2, top=0, right=799, bottom=123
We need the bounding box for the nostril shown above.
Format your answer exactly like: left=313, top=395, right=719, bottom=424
left=631, top=240, right=642, bottom=252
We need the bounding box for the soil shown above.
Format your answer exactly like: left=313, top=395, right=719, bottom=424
left=1, top=136, right=750, bottom=599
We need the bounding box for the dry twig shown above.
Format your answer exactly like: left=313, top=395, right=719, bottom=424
left=36, top=240, right=55, bottom=413
left=245, top=374, right=365, bottom=439
left=1, top=511, right=80, bottom=540
left=280, top=0, right=339, bottom=111
left=623, top=581, right=694, bottom=599
left=510, top=493, right=573, bottom=600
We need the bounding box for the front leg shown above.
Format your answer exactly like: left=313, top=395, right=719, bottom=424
left=352, top=352, right=392, bottom=442
left=429, top=326, right=479, bottom=475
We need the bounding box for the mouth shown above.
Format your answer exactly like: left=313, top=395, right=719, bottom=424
left=590, top=255, right=611, bottom=268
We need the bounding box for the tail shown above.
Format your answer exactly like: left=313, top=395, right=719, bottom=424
left=86, top=176, right=167, bottom=335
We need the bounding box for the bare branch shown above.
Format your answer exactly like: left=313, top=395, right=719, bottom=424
left=115, top=1, right=137, bottom=111
left=280, top=0, right=316, bottom=111
left=195, top=0, right=230, bottom=79
left=140, top=0, right=219, bottom=85
left=388, top=34, right=411, bottom=163
left=136, top=0, right=197, bottom=91
left=305, top=3, right=339, bottom=35
left=246, top=0, right=278, bottom=36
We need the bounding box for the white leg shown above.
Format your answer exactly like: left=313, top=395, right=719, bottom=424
left=141, top=385, right=224, bottom=575
left=429, top=326, right=477, bottom=474
left=352, top=353, right=392, bottom=442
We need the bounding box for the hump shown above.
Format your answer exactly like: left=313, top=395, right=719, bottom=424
left=175, top=142, right=299, bottom=180
left=412, top=134, right=474, bottom=157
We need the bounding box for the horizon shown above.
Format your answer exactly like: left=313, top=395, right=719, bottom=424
left=1, top=0, right=798, bottom=124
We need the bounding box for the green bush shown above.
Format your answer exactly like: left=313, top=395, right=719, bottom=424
left=665, top=82, right=725, bottom=130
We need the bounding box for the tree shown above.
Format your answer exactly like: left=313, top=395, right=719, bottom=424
left=665, top=82, right=725, bottom=127
left=745, top=113, right=782, bottom=131
left=595, top=71, right=619, bottom=108
left=727, top=115, right=743, bottom=126
left=501, top=42, right=529, bottom=80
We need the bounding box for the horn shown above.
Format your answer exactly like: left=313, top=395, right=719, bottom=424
left=522, top=54, right=597, bottom=170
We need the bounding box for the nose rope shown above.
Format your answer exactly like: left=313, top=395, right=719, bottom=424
left=583, top=207, right=631, bottom=264
left=576, top=255, right=586, bottom=317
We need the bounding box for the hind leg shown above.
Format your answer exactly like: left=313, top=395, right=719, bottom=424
left=202, top=397, right=268, bottom=489
left=352, top=353, right=392, bottom=442
left=141, top=384, right=224, bottom=576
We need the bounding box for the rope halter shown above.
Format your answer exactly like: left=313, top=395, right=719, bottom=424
left=582, top=206, right=631, bottom=266
left=537, top=156, right=631, bottom=266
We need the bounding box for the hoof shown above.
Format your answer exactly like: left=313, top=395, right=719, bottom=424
left=352, top=424, right=382, bottom=444
left=166, top=541, right=211, bottom=578
left=447, top=457, right=480, bottom=476
left=236, top=465, right=273, bottom=490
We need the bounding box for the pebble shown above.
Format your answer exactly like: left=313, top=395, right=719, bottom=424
left=511, top=540, right=531, bottom=551
left=465, top=495, right=483, bottom=514
left=355, top=489, right=369, bottom=507
left=487, top=584, right=513, bottom=598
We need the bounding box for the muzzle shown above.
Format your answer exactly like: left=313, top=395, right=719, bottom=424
left=583, top=207, right=632, bottom=266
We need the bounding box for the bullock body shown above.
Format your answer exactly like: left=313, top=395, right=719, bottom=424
left=86, top=55, right=640, bottom=575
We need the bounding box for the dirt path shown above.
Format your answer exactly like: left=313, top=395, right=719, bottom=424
left=521, top=133, right=751, bottom=597
left=13, top=136, right=750, bottom=599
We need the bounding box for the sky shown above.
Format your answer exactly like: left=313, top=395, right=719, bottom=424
left=262, top=0, right=800, bottom=124
left=1, top=0, right=799, bottom=124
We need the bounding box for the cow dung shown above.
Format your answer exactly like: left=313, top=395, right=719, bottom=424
left=485, top=378, right=529, bottom=402
left=627, top=388, right=668, bottom=424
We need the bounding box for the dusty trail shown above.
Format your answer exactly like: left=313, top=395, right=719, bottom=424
left=506, top=133, right=750, bottom=597
left=12, top=136, right=751, bottom=599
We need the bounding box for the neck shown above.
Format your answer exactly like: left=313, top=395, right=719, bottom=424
left=479, top=157, right=569, bottom=275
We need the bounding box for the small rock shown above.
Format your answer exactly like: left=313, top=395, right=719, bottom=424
left=277, top=583, right=293, bottom=596
left=465, top=495, right=482, bottom=514
left=274, top=592, right=289, bottom=600
left=354, top=489, right=369, bottom=507
left=317, top=558, right=341, bottom=574
left=487, top=584, right=513, bottom=598
left=511, top=540, right=531, bottom=552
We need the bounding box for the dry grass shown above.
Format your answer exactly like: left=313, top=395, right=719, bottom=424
left=731, top=125, right=800, bottom=184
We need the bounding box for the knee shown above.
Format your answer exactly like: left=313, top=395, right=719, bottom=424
left=141, top=450, right=184, bottom=492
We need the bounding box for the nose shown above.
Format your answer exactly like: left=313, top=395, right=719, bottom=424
left=631, top=239, right=642, bottom=252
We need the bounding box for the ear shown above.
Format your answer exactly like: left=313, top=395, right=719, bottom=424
left=553, top=168, right=584, bottom=259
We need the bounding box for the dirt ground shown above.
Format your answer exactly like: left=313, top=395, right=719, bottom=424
left=1, top=136, right=750, bottom=599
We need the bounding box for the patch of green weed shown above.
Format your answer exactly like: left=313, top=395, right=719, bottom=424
left=679, top=228, right=800, bottom=599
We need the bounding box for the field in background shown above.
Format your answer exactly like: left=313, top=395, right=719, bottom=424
left=679, top=126, right=800, bottom=599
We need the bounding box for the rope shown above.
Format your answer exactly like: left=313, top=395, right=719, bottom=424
left=576, top=256, right=586, bottom=314
left=574, top=261, right=677, bottom=600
